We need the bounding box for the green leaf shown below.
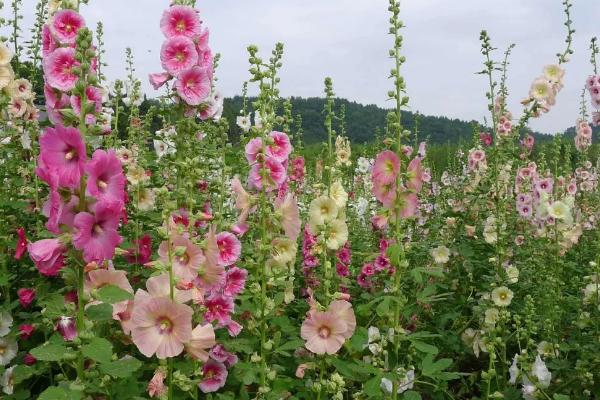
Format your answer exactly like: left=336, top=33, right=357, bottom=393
left=363, top=375, right=382, bottom=398
left=95, top=285, right=133, bottom=304
left=82, top=337, right=113, bottom=364
left=38, top=387, right=70, bottom=400
left=41, top=293, right=66, bottom=319
left=410, top=340, right=439, bottom=355
left=276, top=339, right=304, bottom=352
left=100, top=358, right=142, bottom=378
left=11, top=365, right=34, bottom=384
left=376, top=297, right=391, bottom=317
left=403, top=391, right=422, bottom=400
left=553, top=395, right=570, bottom=400
left=30, top=343, right=68, bottom=361
left=87, top=303, right=114, bottom=321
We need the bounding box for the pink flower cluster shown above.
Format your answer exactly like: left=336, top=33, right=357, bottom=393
left=575, top=119, right=593, bottom=152
left=586, top=75, right=600, bottom=125
left=467, top=148, right=487, bottom=171
left=357, top=239, right=395, bottom=289
left=245, top=131, right=292, bottom=192
left=371, top=150, right=420, bottom=217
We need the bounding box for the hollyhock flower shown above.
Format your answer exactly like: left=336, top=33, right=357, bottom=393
left=28, top=238, right=66, bottom=276
left=19, top=324, right=35, bottom=340
left=86, top=149, right=126, bottom=203
left=23, top=353, right=36, bottom=366
left=43, top=47, right=80, bottom=91
left=397, top=192, right=419, bottom=219
left=70, top=85, right=104, bottom=121
left=158, top=235, right=206, bottom=281
left=175, top=66, right=211, bottom=106
left=41, top=25, right=57, bottom=57
left=0, top=65, right=14, bottom=90
left=0, top=311, right=13, bottom=336
left=328, top=300, right=356, bottom=339
left=372, top=180, right=396, bottom=208
left=491, top=286, right=513, bottom=307
left=406, top=157, right=423, bottom=192
left=275, top=194, right=301, bottom=241
left=39, top=124, right=86, bottom=189
left=160, top=5, right=201, bottom=39
left=149, top=72, right=171, bottom=90
left=148, top=369, right=167, bottom=398
left=216, top=232, right=241, bottom=266
left=73, top=200, right=123, bottom=263
left=198, top=360, right=228, bottom=393
left=326, top=219, right=349, bottom=250
left=17, top=288, right=35, bottom=308
left=223, top=319, right=243, bottom=337
left=266, top=131, right=292, bottom=162
left=431, top=245, right=450, bottom=264
left=203, top=294, right=234, bottom=325
left=244, top=137, right=264, bottom=164
left=0, top=42, right=12, bottom=66
left=532, top=355, right=552, bottom=388
left=198, top=229, right=225, bottom=290
left=56, top=316, right=77, bottom=341
left=49, top=9, right=85, bottom=44
left=126, top=234, right=153, bottom=265
left=223, top=267, right=247, bottom=297
left=336, top=263, right=350, bottom=277
left=131, top=296, right=193, bottom=359
left=0, top=338, right=17, bottom=366
left=301, top=309, right=348, bottom=355
left=372, top=150, right=400, bottom=185
left=14, top=228, right=27, bottom=260
left=236, top=115, right=251, bottom=132
left=161, top=36, right=198, bottom=75
left=248, top=157, right=287, bottom=191
left=137, top=273, right=193, bottom=305
left=529, top=78, right=555, bottom=103
left=308, top=196, right=338, bottom=228
left=209, top=344, right=238, bottom=367
left=185, top=324, right=215, bottom=362
left=86, top=268, right=133, bottom=317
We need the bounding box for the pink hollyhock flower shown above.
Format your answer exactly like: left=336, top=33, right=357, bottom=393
left=362, top=263, right=375, bottom=276
left=336, top=263, right=350, bottom=277
left=209, top=344, right=238, bottom=367
left=231, top=222, right=248, bottom=236
left=42, top=189, right=79, bottom=234
left=535, top=177, right=553, bottom=195
left=248, top=157, right=287, bottom=191
left=86, top=149, right=126, bottom=204
left=148, top=369, right=167, bottom=398
left=42, top=25, right=57, bottom=56
left=149, top=72, right=171, bottom=90
left=480, top=132, right=493, bottom=146
left=24, top=353, right=37, bottom=366
left=406, top=157, right=423, bottom=192
left=56, top=316, right=77, bottom=341
left=216, top=232, right=241, bottom=266
left=223, top=267, right=247, bottom=297
left=372, top=180, right=397, bottom=207
left=138, top=273, right=193, bottom=304
left=17, top=288, right=36, bottom=308
left=275, top=193, right=301, bottom=241
left=14, top=228, right=27, bottom=260
left=396, top=192, right=419, bottom=219
left=301, top=309, right=348, bottom=355
left=197, top=227, right=225, bottom=290
left=231, top=176, right=251, bottom=221
left=43, top=47, right=80, bottom=91
left=158, top=235, right=204, bottom=281
left=72, top=200, right=123, bottom=263
left=371, top=214, right=388, bottom=230
left=49, top=9, right=85, bottom=44
left=185, top=324, right=215, bottom=362
left=19, top=324, right=35, bottom=340
left=244, top=137, right=264, bottom=164
left=70, top=85, right=103, bottom=120
left=130, top=296, right=193, bottom=359
left=175, top=66, right=211, bottom=106
left=28, top=238, right=66, bottom=276
left=372, top=150, right=400, bottom=185
left=126, top=234, right=153, bottom=265
left=160, top=36, right=198, bottom=75
left=290, top=156, right=306, bottom=182
left=337, top=244, right=351, bottom=265
left=266, top=131, right=292, bottom=162
left=198, top=360, right=228, bottom=393
left=160, top=5, right=201, bottom=39
left=203, top=294, right=234, bottom=325
left=86, top=268, right=133, bottom=317
left=357, top=272, right=371, bottom=288
left=329, top=300, right=356, bottom=339
left=222, top=319, right=242, bottom=337
left=39, top=124, right=86, bottom=189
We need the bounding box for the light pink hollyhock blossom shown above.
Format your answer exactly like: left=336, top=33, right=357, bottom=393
left=301, top=308, right=348, bottom=355
left=372, top=180, right=397, bottom=208
left=198, top=360, right=228, bottom=393
left=70, top=85, right=103, bottom=118
left=158, top=235, right=204, bottom=281
left=216, top=232, right=241, bottom=266
left=28, top=238, right=66, bottom=277
left=39, top=124, right=87, bottom=189
left=223, top=319, right=243, bottom=337
left=248, top=157, right=287, bottom=191
left=175, top=66, right=211, bottom=106
left=223, top=267, right=247, bottom=297
left=42, top=25, right=57, bottom=56
left=244, top=137, right=263, bottom=164
left=160, top=5, right=201, bottom=39
left=137, top=273, right=193, bottom=304
left=72, top=200, right=123, bottom=263
left=148, top=369, right=167, bottom=398
left=406, top=157, right=423, bottom=192
left=275, top=193, right=301, bottom=241
left=372, top=150, right=400, bottom=185
left=185, top=324, right=215, bottom=362
left=86, top=149, right=126, bottom=204
left=43, top=47, right=80, bottom=91
left=56, top=316, right=77, bottom=341
left=396, top=192, right=419, bottom=219
left=203, top=294, right=234, bottom=325
left=86, top=268, right=133, bottom=317
left=266, top=131, right=292, bottom=162
left=131, top=296, right=193, bottom=359
left=49, top=9, right=85, bottom=44
left=160, top=36, right=198, bottom=75
left=328, top=300, right=356, bottom=339
left=231, top=176, right=251, bottom=223
left=149, top=72, right=171, bottom=90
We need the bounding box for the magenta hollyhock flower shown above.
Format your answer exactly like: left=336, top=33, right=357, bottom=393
left=223, top=319, right=242, bottom=337
left=209, top=344, right=238, bottom=367
left=130, top=296, right=193, bottom=359
left=70, top=85, right=103, bottom=118
left=56, top=316, right=77, bottom=341
left=160, top=5, right=201, bottom=39
left=28, top=238, right=66, bottom=277
left=160, top=36, right=198, bottom=75
left=39, top=124, right=86, bottom=189
left=248, top=157, right=287, bottom=191
left=372, top=150, right=400, bottom=185
left=216, top=232, right=241, bottom=267
left=42, top=188, right=79, bottom=234
left=17, top=288, right=36, bottom=308
left=244, top=137, right=263, bottom=164
left=126, top=234, right=153, bottom=265
left=72, top=201, right=123, bottom=263
left=203, top=294, right=234, bottom=325
left=266, top=131, right=292, bottom=162
left=86, top=149, right=126, bottom=204
left=42, top=25, right=57, bottom=57
left=49, top=9, right=85, bottom=44
left=223, top=267, right=247, bottom=297
left=290, top=156, right=306, bottom=182
left=336, top=263, right=350, bottom=277
left=175, top=66, right=210, bottom=106
left=19, top=324, right=35, bottom=340
left=43, top=47, right=80, bottom=91
left=198, top=360, right=228, bottom=393
left=185, top=324, right=215, bottom=362
left=149, top=72, right=171, bottom=90
left=14, top=228, right=27, bottom=260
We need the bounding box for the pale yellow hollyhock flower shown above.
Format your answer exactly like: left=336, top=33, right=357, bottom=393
left=491, top=286, right=513, bottom=307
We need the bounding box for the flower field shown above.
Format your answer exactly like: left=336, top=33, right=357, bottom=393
left=1, top=0, right=600, bottom=399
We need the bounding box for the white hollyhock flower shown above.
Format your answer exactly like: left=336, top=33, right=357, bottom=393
left=509, top=354, right=519, bottom=384
left=0, top=312, right=12, bottom=337
left=431, top=245, right=450, bottom=264
left=532, top=355, right=551, bottom=388
left=236, top=115, right=251, bottom=132
left=0, top=337, right=17, bottom=366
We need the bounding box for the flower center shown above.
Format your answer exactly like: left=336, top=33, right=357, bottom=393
left=176, top=20, right=186, bottom=33
left=97, top=179, right=108, bottom=190
left=176, top=51, right=185, bottom=62
left=93, top=224, right=103, bottom=235
left=158, top=318, right=172, bottom=334
left=178, top=253, right=190, bottom=265
left=65, top=150, right=75, bottom=160
left=318, top=326, right=331, bottom=339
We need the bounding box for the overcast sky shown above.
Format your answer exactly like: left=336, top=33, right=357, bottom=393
left=4, top=0, right=600, bottom=134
